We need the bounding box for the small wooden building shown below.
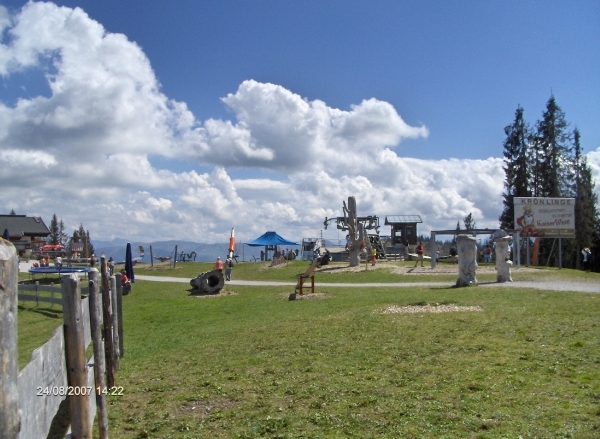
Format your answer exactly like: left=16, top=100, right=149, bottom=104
left=385, top=215, right=422, bottom=246
left=0, top=214, right=50, bottom=257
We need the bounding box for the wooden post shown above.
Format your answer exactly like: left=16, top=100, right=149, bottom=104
left=62, top=273, right=92, bottom=438
left=100, top=258, right=115, bottom=388
left=0, top=239, right=20, bottom=439
left=110, top=276, right=120, bottom=371
left=558, top=238, right=562, bottom=269
left=173, top=245, right=178, bottom=268
left=150, top=245, right=154, bottom=268
left=115, top=274, right=124, bottom=357
left=88, top=269, right=108, bottom=439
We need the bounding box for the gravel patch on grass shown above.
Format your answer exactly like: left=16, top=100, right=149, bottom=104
left=382, top=303, right=484, bottom=314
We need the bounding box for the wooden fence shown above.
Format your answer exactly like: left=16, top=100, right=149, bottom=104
left=18, top=281, right=90, bottom=306
left=1, top=238, right=124, bottom=439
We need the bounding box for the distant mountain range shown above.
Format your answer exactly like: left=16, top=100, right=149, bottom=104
left=93, top=238, right=304, bottom=263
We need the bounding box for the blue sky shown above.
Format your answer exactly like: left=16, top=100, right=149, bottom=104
left=1, top=0, right=599, bottom=244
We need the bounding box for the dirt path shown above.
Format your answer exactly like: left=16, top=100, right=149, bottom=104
left=134, top=274, right=600, bottom=294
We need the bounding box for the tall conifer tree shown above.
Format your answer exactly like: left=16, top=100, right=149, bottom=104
left=463, top=213, right=476, bottom=230
left=533, top=96, right=573, bottom=197
left=47, top=213, right=60, bottom=245
left=572, top=129, right=599, bottom=268
left=58, top=219, right=67, bottom=245
left=500, top=105, right=531, bottom=229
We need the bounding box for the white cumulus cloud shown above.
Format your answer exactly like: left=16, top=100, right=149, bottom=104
left=2, top=1, right=595, bottom=246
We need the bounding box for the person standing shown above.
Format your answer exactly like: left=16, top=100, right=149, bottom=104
left=215, top=257, right=224, bottom=273
left=225, top=256, right=233, bottom=281
left=371, top=247, right=377, bottom=266
left=55, top=254, right=63, bottom=270
left=483, top=245, right=492, bottom=263
left=582, top=248, right=592, bottom=272
left=120, top=269, right=131, bottom=295
left=414, top=242, right=424, bottom=267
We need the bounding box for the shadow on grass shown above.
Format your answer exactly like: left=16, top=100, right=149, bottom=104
left=18, top=305, right=63, bottom=319
left=315, top=265, right=350, bottom=273
left=187, top=288, right=238, bottom=298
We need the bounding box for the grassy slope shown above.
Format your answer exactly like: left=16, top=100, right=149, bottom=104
left=18, top=302, right=64, bottom=369
left=17, top=266, right=600, bottom=438
left=115, top=280, right=599, bottom=438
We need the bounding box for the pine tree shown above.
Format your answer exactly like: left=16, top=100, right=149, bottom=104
left=531, top=96, right=574, bottom=266
left=572, top=129, right=599, bottom=268
left=463, top=213, right=476, bottom=230
left=59, top=220, right=67, bottom=246
left=534, top=96, right=573, bottom=197
left=68, top=225, right=94, bottom=258
left=499, top=105, right=531, bottom=229
left=47, top=214, right=69, bottom=246
left=452, top=221, right=460, bottom=245
left=86, top=230, right=95, bottom=257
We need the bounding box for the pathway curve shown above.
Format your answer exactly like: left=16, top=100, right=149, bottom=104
left=134, top=275, right=600, bottom=294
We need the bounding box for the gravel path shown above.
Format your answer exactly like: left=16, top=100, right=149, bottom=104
left=134, top=275, right=600, bottom=294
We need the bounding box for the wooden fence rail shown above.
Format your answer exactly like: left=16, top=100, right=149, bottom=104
left=18, top=281, right=90, bottom=306
left=1, top=240, right=124, bottom=439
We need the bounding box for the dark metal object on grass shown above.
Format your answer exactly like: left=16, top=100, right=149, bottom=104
left=190, top=270, right=225, bottom=294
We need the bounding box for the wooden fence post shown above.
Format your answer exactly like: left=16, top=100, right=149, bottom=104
left=100, top=258, right=115, bottom=388
left=150, top=245, right=154, bottom=268
left=115, top=274, right=124, bottom=357
left=110, top=276, right=120, bottom=371
left=88, top=269, right=108, bottom=439
left=0, top=239, right=20, bottom=439
left=174, top=244, right=178, bottom=268
left=61, top=273, right=92, bottom=438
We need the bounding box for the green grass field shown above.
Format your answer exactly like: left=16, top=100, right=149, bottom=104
left=17, top=264, right=600, bottom=438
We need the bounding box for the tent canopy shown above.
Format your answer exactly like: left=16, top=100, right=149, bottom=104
left=246, top=231, right=298, bottom=247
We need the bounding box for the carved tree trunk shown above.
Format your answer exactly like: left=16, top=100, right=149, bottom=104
left=344, top=197, right=364, bottom=267
left=456, top=234, right=479, bottom=287
left=495, top=237, right=513, bottom=282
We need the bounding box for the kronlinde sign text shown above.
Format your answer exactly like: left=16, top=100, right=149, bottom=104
left=513, top=197, right=575, bottom=238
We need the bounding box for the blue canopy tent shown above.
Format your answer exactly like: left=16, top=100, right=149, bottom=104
left=245, top=231, right=298, bottom=261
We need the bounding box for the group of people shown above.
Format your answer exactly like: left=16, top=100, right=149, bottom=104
left=89, top=254, right=116, bottom=275
left=89, top=254, right=131, bottom=293
left=412, top=241, right=495, bottom=267
left=38, top=253, right=51, bottom=267
left=215, top=256, right=235, bottom=281
left=259, top=248, right=298, bottom=261
left=37, top=253, right=63, bottom=268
